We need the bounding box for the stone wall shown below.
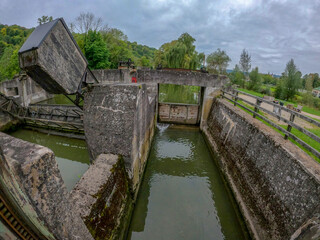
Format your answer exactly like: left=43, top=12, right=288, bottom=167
left=0, top=74, right=52, bottom=107
left=0, top=132, right=93, bottom=240
left=202, top=98, right=320, bottom=240
left=83, top=83, right=156, bottom=190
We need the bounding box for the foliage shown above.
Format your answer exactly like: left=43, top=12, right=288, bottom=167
left=37, top=16, right=53, bottom=25
left=283, top=59, right=302, bottom=100
left=261, top=74, right=276, bottom=85
left=0, top=23, right=33, bottom=81
left=154, top=33, right=203, bottom=70
left=206, top=48, right=231, bottom=74
left=229, top=64, right=245, bottom=87
left=274, top=79, right=285, bottom=99
left=248, top=67, right=262, bottom=91
left=84, top=30, right=110, bottom=69
left=239, top=49, right=251, bottom=76
left=303, top=73, right=320, bottom=89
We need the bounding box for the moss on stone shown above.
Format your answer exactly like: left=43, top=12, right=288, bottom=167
left=84, top=156, right=133, bottom=240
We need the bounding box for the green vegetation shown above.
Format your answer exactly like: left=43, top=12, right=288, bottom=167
left=206, top=48, right=231, bottom=74
left=248, top=67, right=261, bottom=92
left=159, top=84, right=200, bottom=104
left=0, top=23, right=33, bottom=81
left=154, top=33, right=204, bottom=70
left=84, top=30, right=110, bottom=69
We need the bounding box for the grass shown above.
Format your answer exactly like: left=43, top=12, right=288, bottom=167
left=237, top=87, right=320, bottom=117
left=237, top=88, right=264, bottom=98
left=301, top=106, right=320, bottom=116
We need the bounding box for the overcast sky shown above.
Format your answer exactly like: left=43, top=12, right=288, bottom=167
left=1, top=0, right=319, bottom=75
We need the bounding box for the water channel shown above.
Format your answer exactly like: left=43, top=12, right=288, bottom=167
left=10, top=129, right=90, bottom=191
left=127, top=125, right=249, bottom=240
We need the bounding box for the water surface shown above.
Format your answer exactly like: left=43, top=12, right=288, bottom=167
left=128, top=126, right=249, bottom=240
left=10, top=129, right=89, bottom=191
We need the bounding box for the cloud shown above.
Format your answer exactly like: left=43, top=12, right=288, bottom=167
left=0, top=0, right=319, bottom=74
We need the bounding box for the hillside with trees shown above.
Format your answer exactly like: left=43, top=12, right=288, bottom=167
left=0, top=13, right=157, bottom=82
left=0, top=24, right=33, bottom=81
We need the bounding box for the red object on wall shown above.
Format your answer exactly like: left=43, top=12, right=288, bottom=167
left=132, top=77, right=137, bottom=83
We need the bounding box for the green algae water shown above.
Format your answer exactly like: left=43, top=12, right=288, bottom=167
left=10, top=129, right=89, bottom=191
left=128, top=126, right=249, bottom=240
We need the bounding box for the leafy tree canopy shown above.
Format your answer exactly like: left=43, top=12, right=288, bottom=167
left=154, top=33, right=203, bottom=70
left=84, top=30, right=110, bottom=69
left=206, top=48, right=231, bottom=74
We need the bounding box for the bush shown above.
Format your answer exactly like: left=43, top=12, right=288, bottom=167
left=259, top=87, right=271, bottom=96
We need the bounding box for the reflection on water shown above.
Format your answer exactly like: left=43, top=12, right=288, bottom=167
left=37, top=94, right=76, bottom=105
left=159, top=84, right=200, bottom=104
left=128, top=127, right=249, bottom=240
left=10, top=129, right=90, bottom=191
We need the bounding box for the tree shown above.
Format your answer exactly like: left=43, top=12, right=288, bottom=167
left=155, top=33, right=203, bottom=70
left=37, top=16, right=53, bottom=25
left=239, top=49, right=251, bottom=77
left=248, top=67, right=261, bottom=91
left=274, top=79, right=284, bottom=99
left=229, top=64, right=245, bottom=86
left=84, top=30, right=110, bottom=69
left=282, top=59, right=301, bottom=100
left=206, top=48, right=231, bottom=74
left=74, top=12, right=103, bottom=35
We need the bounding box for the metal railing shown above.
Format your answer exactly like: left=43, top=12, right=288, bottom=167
left=222, top=89, right=320, bottom=159
left=0, top=93, right=84, bottom=133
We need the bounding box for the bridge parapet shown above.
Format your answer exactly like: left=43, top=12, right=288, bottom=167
left=91, top=69, right=229, bottom=87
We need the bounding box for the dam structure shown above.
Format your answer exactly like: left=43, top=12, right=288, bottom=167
left=0, top=18, right=320, bottom=240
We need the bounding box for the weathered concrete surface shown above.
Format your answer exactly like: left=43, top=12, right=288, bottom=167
left=0, top=74, right=52, bottom=107
left=83, top=83, right=156, bottom=190
left=0, top=132, right=93, bottom=240
left=0, top=145, right=54, bottom=239
left=0, top=111, right=20, bottom=132
left=71, top=154, right=132, bottom=240
left=202, top=98, right=320, bottom=240
left=19, top=19, right=87, bottom=94
left=158, top=103, right=199, bottom=124
left=199, top=87, right=220, bottom=128
left=92, top=69, right=229, bottom=88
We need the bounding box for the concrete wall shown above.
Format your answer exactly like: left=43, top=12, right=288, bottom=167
left=158, top=103, right=199, bottom=124
left=0, top=132, right=93, bottom=240
left=0, top=111, right=20, bottom=132
left=91, top=69, right=229, bottom=88
left=71, top=154, right=132, bottom=240
left=202, top=98, right=320, bottom=240
left=83, top=83, right=156, bottom=190
left=0, top=74, right=52, bottom=107
left=19, top=19, right=87, bottom=94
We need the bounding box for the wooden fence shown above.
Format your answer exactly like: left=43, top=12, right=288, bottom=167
left=222, top=89, right=320, bottom=159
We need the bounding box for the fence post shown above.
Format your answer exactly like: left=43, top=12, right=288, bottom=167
left=284, top=113, right=295, bottom=140
left=253, top=98, right=262, bottom=118
left=234, top=91, right=238, bottom=106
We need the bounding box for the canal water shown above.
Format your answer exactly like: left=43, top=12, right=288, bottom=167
left=128, top=126, right=249, bottom=240
left=10, top=129, right=90, bottom=191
